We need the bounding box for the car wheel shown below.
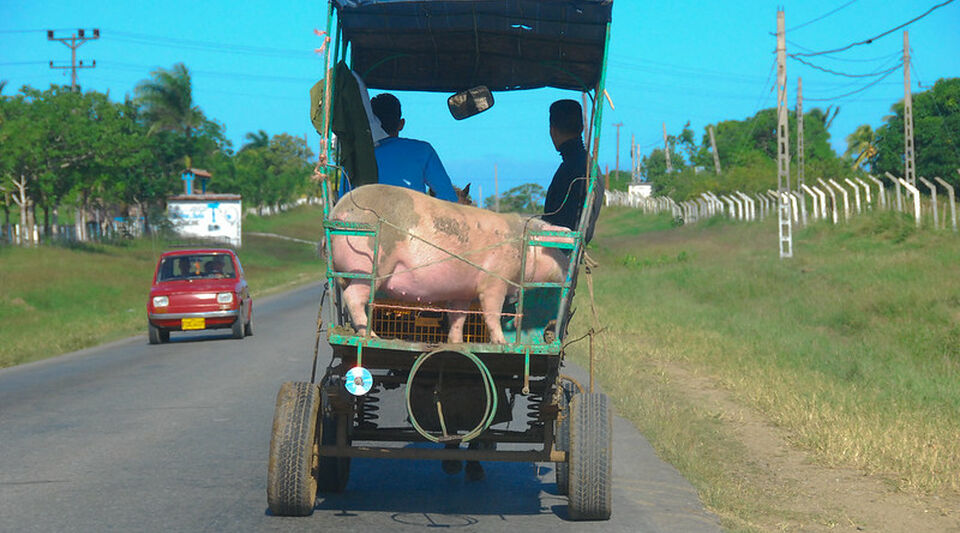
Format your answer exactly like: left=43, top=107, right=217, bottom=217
left=244, top=310, right=253, bottom=337
left=148, top=323, right=161, bottom=345
left=231, top=316, right=245, bottom=339
left=159, top=328, right=170, bottom=343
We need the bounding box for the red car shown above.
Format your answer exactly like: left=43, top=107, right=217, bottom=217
left=146, top=248, right=253, bottom=344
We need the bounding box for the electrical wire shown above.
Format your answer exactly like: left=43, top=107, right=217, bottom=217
left=791, top=0, right=957, bottom=57
left=785, top=0, right=861, bottom=33
left=803, top=62, right=902, bottom=101
left=789, top=55, right=904, bottom=78
left=106, top=30, right=315, bottom=59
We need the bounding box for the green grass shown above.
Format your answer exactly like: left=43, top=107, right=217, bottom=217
left=0, top=204, right=326, bottom=368
left=566, top=207, right=960, bottom=529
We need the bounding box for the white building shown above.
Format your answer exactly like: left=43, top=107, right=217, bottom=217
left=628, top=182, right=653, bottom=198
left=167, top=194, right=243, bottom=247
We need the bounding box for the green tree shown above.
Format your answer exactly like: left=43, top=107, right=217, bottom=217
left=844, top=124, right=878, bottom=170
left=241, top=129, right=270, bottom=152
left=484, top=183, right=545, bottom=213
left=135, top=63, right=203, bottom=168
left=871, top=77, right=960, bottom=186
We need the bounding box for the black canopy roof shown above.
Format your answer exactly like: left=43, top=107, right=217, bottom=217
left=332, top=0, right=613, bottom=92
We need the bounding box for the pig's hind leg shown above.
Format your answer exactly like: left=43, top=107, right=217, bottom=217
left=446, top=301, right=470, bottom=343
left=342, top=279, right=376, bottom=337
left=479, top=286, right=508, bottom=344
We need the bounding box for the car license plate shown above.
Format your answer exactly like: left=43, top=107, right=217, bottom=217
left=182, top=317, right=205, bottom=330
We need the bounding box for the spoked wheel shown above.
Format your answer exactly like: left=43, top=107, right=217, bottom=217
left=267, top=382, right=320, bottom=516
left=567, top=392, right=613, bottom=521
left=317, top=380, right=351, bottom=493
left=554, top=379, right=578, bottom=495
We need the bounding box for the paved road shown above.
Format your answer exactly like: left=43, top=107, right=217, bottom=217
left=0, top=283, right=720, bottom=532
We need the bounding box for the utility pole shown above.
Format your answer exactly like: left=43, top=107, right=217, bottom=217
left=776, top=9, right=793, bottom=258
left=662, top=122, right=672, bottom=172
left=48, top=28, right=99, bottom=91
left=903, top=30, right=916, bottom=186
left=708, top=126, right=721, bottom=175
left=613, top=122, right=624, bottom=178
left=630, top=133, right=636, bottom=181
left=797, top=76, right=807, bottom=225
left=494, top=164, right=499, bottom=212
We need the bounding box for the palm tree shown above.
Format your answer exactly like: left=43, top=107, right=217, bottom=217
left=135, top=63, right=203, bottom=167
left=844, top=124, right=877, bottom=170
left=240, top=130, right=270, bottom=152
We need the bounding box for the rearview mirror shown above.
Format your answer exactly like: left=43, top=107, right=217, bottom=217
left=447, top=86, right=494, bottom=120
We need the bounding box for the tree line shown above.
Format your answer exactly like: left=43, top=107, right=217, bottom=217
left=637, top=77, right=959, bottom=202
left=0, top=63, right=317, bottom=244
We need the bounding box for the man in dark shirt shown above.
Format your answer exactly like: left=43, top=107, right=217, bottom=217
left=542, top=99, right=590, bottom=233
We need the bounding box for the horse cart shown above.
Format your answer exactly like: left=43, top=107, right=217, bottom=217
left=267, top=0, right=614, bottom=521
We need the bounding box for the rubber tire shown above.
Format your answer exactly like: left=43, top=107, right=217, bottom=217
left=567, top=392, right=613, bottom=521
left=231, top=316, right=245, bottom=339
left=555, top=380, right=577, bottom=495
left=148, top=323, right=167, bottom=344
left=244, top=312, right=253, bottom=336
left=267, top=382, right=320, bottom=516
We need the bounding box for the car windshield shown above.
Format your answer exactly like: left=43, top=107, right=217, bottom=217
left=157, top=254, right=236, bottom=281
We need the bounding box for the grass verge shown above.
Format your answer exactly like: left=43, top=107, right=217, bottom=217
left=565, top=206, right=960, bottom=529
left=0, top=204, right=326, bottom=368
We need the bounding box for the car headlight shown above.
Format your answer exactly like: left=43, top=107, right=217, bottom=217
left=152, top=296, right=169, bottom=307
left=217, top=292, right=234, bottom=304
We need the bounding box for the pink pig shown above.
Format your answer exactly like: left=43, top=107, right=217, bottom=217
left=328, top=184, right=572, bottom=343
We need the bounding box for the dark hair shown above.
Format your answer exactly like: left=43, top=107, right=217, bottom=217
left=549, top=99, right=583, bottom=137
left=371, top=93, right=402, bottom=134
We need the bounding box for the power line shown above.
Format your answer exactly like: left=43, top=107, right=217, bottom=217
left=791, top=0, right=957, bottom=57
left=789, top=55, right=903, bottom=78
left=786, top=39, right=902, bottom=63
left=106, top=30, right=314, bottom=59
left=786, top=0, right=861, bottom=32
left=804, top=62, right=902, bottom=101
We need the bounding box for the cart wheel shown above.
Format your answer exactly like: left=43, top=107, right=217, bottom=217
left=567, top=392, right=612, bottom=521
left=555, top=380, right=577, bottom=495
left=267, top=382, right=320, bottom=516
left=317, top=383, right=351, bottom=493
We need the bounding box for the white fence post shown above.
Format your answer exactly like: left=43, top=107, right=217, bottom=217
left=934, top=176, right=957, bottom=232
left=918, top=177, right=938, bottom=229
left=828, top=179, right=850, bottom=220
left=898, top=178, right=922, bottom=227
left=844, top=178, right=862, bottom=214
left=867, top=174, right=886, bottom=209
left=817, top=179, right=838, bottom=223
left=885, top=172, right=904, bottom=212
left=801, top=184, right=819, bottom=220
left=854, top=177, right=872, bottom=208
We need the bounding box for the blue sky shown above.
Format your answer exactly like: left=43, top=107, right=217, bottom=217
left=2, top=0, right=958, bottom=201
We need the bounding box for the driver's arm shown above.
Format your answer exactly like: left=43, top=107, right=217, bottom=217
left=423, top=145, right=458, bottom=202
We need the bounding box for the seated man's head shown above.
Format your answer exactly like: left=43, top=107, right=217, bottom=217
left=371, top=93, right=404, bottom=137
left=549, top=99, right=583, bottom=149
left=178, top=256, right=192, bottom=275
left=206, top=255, right=225, bottom=273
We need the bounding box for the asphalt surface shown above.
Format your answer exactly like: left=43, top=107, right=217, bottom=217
left=0, top=282, right=721, bottom=532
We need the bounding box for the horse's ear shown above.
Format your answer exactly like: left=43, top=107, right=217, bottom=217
left=462, top=183, right=470, bottom=196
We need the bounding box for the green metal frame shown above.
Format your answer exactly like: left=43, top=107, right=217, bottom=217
left=318, top=6, right=613, bottom=368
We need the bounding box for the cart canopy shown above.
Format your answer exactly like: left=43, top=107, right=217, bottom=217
left=332, top=0, right=613, bottom=92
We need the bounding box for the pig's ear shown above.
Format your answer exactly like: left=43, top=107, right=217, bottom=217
left=462, top=183, right=470, bottom=195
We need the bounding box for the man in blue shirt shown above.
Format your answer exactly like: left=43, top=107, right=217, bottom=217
left=368, top=93, right=459, bottom=202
